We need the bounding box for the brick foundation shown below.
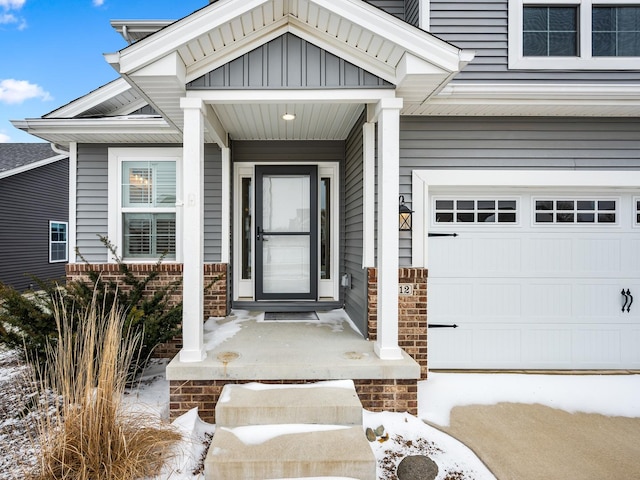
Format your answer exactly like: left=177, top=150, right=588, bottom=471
left=170, top=378, right=418, bottom=423
left=367, top=267, right=428, bottom=378
left=65, top=262, right=228, bottom=358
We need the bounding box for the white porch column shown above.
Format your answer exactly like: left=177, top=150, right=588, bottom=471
left=373, top=98, right=404, bottom=360
left=362, top=122, right=376, bottom=268
left=179, top=97, right=206, bottom=362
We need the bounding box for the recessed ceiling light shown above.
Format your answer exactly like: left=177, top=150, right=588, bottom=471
left=282, top=113, right=296, bottom=121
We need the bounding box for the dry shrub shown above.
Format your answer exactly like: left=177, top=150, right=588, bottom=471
left=28, top=293, right=181, bottom=480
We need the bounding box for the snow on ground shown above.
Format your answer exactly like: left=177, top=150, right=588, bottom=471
left=420, top=372, right=640, bottom=427
left=3, top=344, right=640, bottom=480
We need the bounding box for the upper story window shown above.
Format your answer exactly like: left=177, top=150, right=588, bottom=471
left=108, top=148, right=182, bottom=262
left=49, top=221, right=68, bottom=263
left=509, top=0, right=640, bottom=69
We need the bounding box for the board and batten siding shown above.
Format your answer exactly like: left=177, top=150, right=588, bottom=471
left=429, top=0, right=640, bottom=82
left=75, top=144, right=223, bottom=264
left=187, top=33, right=391, bottom=90
left=398, top=116, right=640, bottom=264
left=343, top=113, right=368, bottom=336
left=364, top=0, right=405, bottom=20
left=0, top=159, right=69, bottom=291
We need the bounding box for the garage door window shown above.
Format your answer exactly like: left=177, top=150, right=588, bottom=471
left=636, top=199, right=640, bottom=224
left=434, top=199, right=517, bottom=223
left=534, top=199, right=616, bottom=224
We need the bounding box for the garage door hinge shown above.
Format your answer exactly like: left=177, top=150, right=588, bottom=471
left=428, top=233, right=458, bottom=237
left=428, top=324, right=459, bottom=328
left=621, top=289, right=633, bottom=313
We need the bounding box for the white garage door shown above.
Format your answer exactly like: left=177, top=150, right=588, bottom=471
left=428, top=188, right=640, bottom=369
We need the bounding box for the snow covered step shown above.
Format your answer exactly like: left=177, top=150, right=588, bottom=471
left=215, top=380, right=363, bottom=426
left=205, top=424, right=376, bottom=480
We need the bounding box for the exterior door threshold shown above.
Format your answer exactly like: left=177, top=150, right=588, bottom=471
left=232, top=300, right=343, bottom=312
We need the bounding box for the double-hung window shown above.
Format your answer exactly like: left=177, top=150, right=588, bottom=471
left=509, top=0, right=640, bottom=69
left=109, top=148, right=181, bottom=261
left=49, top=221, right=68, bottom=263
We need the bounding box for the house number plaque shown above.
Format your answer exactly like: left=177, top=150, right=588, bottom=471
left=398, top=284, right=414, bottom=295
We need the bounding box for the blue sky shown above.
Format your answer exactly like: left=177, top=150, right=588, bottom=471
left=0, top=0, right=207, bottom=143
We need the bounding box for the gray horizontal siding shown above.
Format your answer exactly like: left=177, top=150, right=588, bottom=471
left=365, top=0, right=405, bottom=20
left=76, top=144, right=109, bottom=262
left=399, top=116, right=640, bottom=264
left=0, top=159, right=69, bottom=291
left=429, top=0, right=640, bottom=82
left=343, top=113, right=367, bottom=336
left=76, top=144, right=222, bottom=263
left=188, top=33, right=391, bottom=90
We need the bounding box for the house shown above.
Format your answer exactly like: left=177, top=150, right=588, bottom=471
left=12, top=0, right=640, bottom=420
left=0, top=143, right=69, bottom=291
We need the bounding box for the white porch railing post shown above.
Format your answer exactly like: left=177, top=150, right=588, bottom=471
left=373, top=98, right=404, bottom=360
left=179, top=97, right=206, bottom=362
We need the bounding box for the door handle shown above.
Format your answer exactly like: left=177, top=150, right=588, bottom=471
left=256, top=226, right=268, bottom=242
left=621, top=289, right=633, bottom=313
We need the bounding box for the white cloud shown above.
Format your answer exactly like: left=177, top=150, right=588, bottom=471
left=0, top=133, right=10, bottom=143
left=0, top=0, right=26, bottom=9
left=0, top=79, right=52, bottom=104
left=92, top=0, right=105, bottom=6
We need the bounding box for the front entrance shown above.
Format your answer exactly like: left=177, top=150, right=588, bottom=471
left=233, top=161, right=340, bottom=303
left=255, top=165, right=318, bottom=300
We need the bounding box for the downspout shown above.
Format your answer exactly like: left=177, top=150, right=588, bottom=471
left=50, top=143, right=69, bottom=155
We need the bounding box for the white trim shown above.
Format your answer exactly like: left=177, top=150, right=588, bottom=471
left=187, top=89, right=398, bottom=104
left=68, top=142, right=77, bottom=263
left=419, top=0, right=430, bottom=31
left=232, top=161, right=341, bottom=302
left=362, top=122, right=375, bottom=268
left=412, top=169, right=640, bottom=268
left=49, top=221, right=69, bottom=264
left=221, top=147, right=231, bottom=263
left=508, top=0, right=640, bottom=70
left=0, top=153, right=67, bottom=180
left=107, top=147, right=183, bottom=263
left=44, top=79, right=132, bottom=119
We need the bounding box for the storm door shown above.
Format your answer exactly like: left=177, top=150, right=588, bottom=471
left=255, top=165, right=318, bottom=300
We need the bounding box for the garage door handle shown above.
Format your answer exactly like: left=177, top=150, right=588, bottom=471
left=621, top=289, right=633, bottom=313
left=428, top=233, right=458, bottom=237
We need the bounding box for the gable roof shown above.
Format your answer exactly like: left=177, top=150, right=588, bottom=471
left=0, top=143, right=68, bottom=179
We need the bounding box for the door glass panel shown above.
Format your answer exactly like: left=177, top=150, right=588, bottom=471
left=241, top=178, right=252, bottom=280
left=262, top=175, right=310, bottom=233
left=320, top=178, right=331, bottom=279
left=262, top=235, right=310, bottom=293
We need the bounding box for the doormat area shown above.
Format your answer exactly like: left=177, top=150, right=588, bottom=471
left=263, top=312, right=319, bottom=322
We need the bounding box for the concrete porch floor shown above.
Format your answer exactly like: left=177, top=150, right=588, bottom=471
left=166, top=309, right=420, bottom=381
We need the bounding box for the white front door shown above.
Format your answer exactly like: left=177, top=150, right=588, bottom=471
left=427, top=188, right=640, bottom=369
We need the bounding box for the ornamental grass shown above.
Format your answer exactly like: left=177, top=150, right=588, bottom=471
left=27, top=292, right=181, bottom=480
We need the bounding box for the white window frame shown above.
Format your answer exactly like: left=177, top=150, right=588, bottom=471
left=108, top=147, right=182, bottom=263
left=49, top=221, right=68, bottom=263
left=508, top=0, right=640, bottom=69
left=431, top=196, right=519, bottom=225
left=532, top=197, right=619, bottom=225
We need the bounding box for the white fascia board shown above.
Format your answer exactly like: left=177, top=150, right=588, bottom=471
left=309, top=0, right=462, bottom=72
left=132, top=51, right=186, bottom=81
left=286, top=20, right=398, bottom=84
left=0, top=154, right=68, bottom=180
left=186, top=88, right=397, bottom=104
left=43, top=78, right=132, bottom=119
left=436, top=83, right=640, bottom=102
left=115, top=0, right=270, bottom=75
left=186, top=19, right=290, bottom=83
left=13, top=117, right=177, bottom=135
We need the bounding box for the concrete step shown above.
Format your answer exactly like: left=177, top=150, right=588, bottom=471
left=205, top=424, right=376, bottom=480
left=215, top=381, right=363, bottom=426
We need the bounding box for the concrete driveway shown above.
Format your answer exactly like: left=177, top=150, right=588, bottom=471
left=433, top=403, right=640, bottom=480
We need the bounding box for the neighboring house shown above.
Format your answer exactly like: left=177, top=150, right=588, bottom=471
left=13, top=0, right=640, bottom=418
left=0, top=144, right=69, bottom=291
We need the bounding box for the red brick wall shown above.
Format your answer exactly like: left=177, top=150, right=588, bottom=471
left=367, top=267, right=428, bottom=378
left=66, top=262, right=228, bottom=358
left=169, top=378, right=418, bottom=423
